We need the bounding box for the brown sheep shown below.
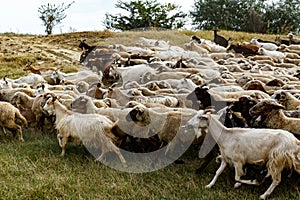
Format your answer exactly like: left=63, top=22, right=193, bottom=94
left=0, top=101, right=28, bottom=141
left=250, top=99, right=300, bottom=136
left=273, top=91, right=300, bottom=110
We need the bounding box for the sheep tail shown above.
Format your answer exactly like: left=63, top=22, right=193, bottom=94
left=267, top=144, right=300, bottom=176
left=16, top=111, right=28, bottom=128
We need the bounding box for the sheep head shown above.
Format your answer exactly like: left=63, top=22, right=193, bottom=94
left=126, top=105, right=151, bottom=126
left=71, top=96, right=88, bottom=113
left=250, top=99, right=285, bottom=116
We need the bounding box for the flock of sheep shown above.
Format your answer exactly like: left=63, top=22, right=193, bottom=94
left=1, top=31, right=300, bottom=199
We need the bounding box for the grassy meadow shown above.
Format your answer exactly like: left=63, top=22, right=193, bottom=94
left=0, top=30, right=299, bottom=199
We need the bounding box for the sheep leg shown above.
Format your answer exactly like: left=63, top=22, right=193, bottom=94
left=260, top=163, right=283, bottom=199
left=112, top=146, right=127, bottom=168
left=205, top=159, right=227, bottom=188
left=17, top=126, right=24, bottom=142
left=96, top=152, right=106, bottom=162
left=260, top=179, right=280, bottom=200
left=59, top=136, right=68, bottom=156
left=1, top=127, right=7, bottom=135
left=234, top=162, right=259, bottom=188
left=7, top=124, right=24, bottom=142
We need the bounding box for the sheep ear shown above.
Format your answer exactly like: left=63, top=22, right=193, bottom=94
left=204, top=107, right=215, bottom=114
left=137, top=106, right=145, bottom=113
left=274, top=103, right=285, bottom=110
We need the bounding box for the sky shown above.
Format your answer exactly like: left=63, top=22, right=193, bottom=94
left=0, top=0, right=195, bottom=35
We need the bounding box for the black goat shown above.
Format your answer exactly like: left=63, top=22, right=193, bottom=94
left=186, top=85, right=230, bottom=111
left=78, top=40, right=97, bottom=63
left=78, top=39, right=96, bottom=51
left=213, top=30, right=231, bottom=48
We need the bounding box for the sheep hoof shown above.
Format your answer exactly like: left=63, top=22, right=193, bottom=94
left=260, top=194, right=267, bottom=200
left=234, top=182, right=242, bottom=188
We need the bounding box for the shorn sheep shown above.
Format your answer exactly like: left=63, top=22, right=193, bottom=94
left=42, top=96, right=127, bottom=167
left=0, top=101, right=28, bottom=141
left=186, top=110, right=300, bottom=199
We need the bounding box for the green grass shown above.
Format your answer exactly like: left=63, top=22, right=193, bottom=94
left=0, top=129, right=299, bottom=199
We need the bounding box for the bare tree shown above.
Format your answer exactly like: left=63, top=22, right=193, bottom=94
left=38, top=1, right=75, bottom=35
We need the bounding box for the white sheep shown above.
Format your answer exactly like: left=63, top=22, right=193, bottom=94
left=257, top=47, right=285, bottom=62
left=250, top=38, right=278, bottom=51
left=42, top=96, right=127, bottom=167
left=186, top=110, right=300, bottom=200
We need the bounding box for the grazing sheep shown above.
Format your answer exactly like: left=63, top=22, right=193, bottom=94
left=187, top=110, right=300, bottom=200
left=43, top=96, right=127, bottom=167
left=0, top=101, right=28, bottom=141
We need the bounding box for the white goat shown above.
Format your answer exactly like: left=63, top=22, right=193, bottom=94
left=42, top=96, right=127, bottom=167
left=186, top=111, right=300, bottom=200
